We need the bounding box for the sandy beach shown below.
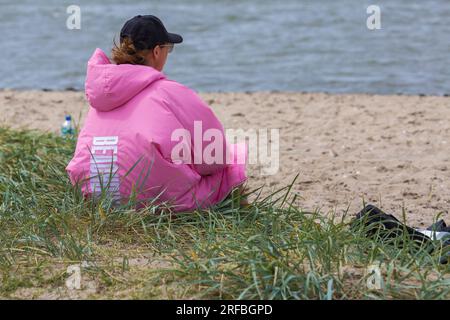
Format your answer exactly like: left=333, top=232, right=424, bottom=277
left=1, top=89, right=450, bottom=227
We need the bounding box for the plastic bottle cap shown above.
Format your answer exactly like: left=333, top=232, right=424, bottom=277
left=65, top=115, right=72, bottom=121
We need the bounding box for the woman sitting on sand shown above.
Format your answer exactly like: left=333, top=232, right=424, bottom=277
left=66, top=15, right=248, bottom=211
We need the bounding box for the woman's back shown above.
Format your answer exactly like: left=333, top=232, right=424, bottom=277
left=66, top=48, right=247, bottom=211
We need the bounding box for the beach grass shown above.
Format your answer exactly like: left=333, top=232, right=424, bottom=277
left=0, top=127, right=449, bottom=299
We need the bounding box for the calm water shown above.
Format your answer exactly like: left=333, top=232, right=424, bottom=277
left=1, top=0, right=449, bottom=94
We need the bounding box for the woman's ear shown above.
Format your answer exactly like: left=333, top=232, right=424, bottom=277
left=152, top=45, right=160, bottom=58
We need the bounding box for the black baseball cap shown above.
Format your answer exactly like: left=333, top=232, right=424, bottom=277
left=120, top=15, right=183, bottom=51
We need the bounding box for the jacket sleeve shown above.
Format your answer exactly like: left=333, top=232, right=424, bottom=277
left=159, top=82, right=229, bottom=176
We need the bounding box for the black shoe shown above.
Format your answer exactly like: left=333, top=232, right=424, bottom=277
left=427, top=219, right=450, bottom=233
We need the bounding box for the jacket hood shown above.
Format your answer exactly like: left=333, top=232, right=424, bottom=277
left=85, top=48, right=166, bottom=112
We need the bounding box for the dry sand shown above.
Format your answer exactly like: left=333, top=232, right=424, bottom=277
left=1, top=89, right=450, bottom=227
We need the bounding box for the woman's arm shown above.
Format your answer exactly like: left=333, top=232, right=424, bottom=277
left=159, top=81, right=229, bottom=176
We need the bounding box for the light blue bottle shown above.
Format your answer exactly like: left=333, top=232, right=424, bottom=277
left=61, top=115, right=75, bottom=138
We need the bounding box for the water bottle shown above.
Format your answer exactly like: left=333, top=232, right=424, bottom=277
left=61, top=115, right=75, bottom=138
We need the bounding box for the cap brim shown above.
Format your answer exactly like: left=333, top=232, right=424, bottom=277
left=167, top=33, right=183, bottom=44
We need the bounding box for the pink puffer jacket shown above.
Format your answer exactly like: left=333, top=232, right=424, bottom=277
left=66, top=48, right=247, bottom=211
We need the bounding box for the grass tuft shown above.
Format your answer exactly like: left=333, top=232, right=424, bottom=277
left=0, top=127, right=449, bottom=299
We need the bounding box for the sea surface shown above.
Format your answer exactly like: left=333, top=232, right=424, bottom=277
left=1, top=0, right=449, bottom=94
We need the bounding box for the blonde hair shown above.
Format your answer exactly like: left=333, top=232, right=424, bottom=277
left=111, top=37, right=150, bottom=65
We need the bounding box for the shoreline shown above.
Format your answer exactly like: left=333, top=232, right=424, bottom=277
left=1, top=89, right=450, bottom=226
left=1, top=87, right=449, bottom=98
